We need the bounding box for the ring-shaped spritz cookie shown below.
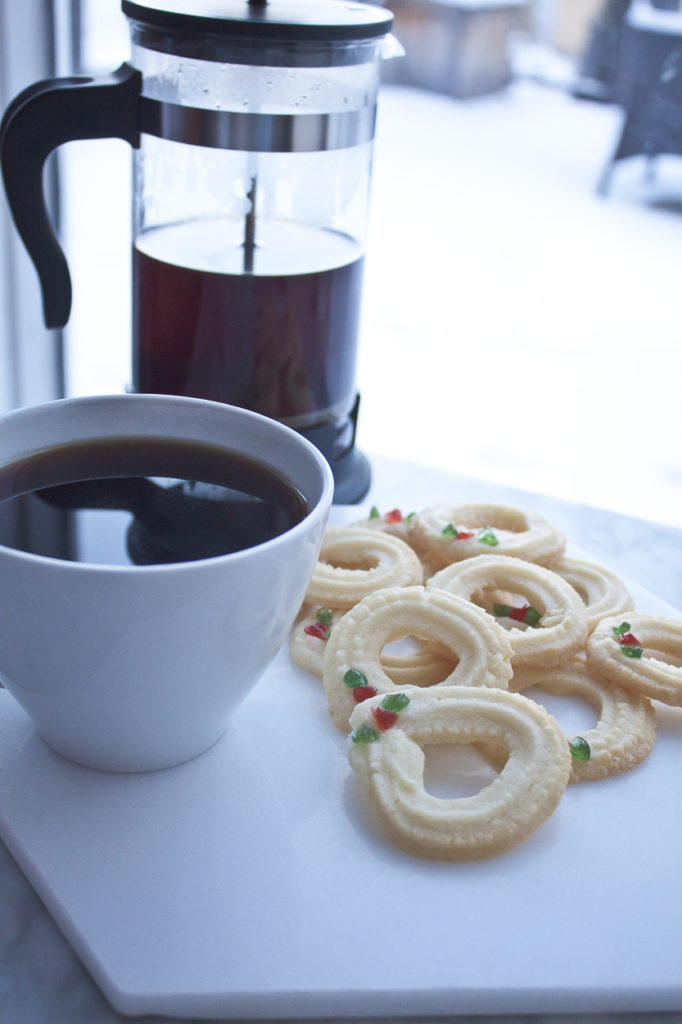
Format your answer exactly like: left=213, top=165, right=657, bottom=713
left=510, top=660, right=656, bottom=783
left=427, top=555, right=588, bottom=670
left=290, top=605, right=456, bottom=686
left=552, top=556, right=633, bottom=634
left=586, top=613, right=682, bottom=707
left=347, top=686, right=571, bottom=861
left=408, top=502, right=565, bottom=570
left=303, top=526, right=423, bottom=611
left=322, top=585, right=513, bottom=732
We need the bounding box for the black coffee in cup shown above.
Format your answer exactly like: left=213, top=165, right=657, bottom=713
left=0, top=436, right=308, bottom=566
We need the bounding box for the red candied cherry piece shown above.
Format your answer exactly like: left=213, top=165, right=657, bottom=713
left=371, top=706, right=399, bottom=730
left=304, top=622, right=329, bottom=640
left=618, top=632, right=641, bottom=646
left=384, top=508, right=403, bottom=523
left=352, top=686, right=378, bottom=703
left=509, top=604, right=530, bottom=622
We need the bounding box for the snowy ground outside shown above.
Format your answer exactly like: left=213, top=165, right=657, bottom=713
left=357, top=80, right=682, bottom=529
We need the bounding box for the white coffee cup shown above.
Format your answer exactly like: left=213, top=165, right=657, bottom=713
left=0, top=394, right=333, bottom=771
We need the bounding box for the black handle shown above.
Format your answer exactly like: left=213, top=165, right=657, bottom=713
left=0, top=63, right=141, bottom=329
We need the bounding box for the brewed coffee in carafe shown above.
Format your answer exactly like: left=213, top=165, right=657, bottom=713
left=0, top=0, right=396, bottom=502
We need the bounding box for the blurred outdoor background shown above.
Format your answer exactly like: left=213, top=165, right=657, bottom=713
left=33, top=1, right=682, bottom=529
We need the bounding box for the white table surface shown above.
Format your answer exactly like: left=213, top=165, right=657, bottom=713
left=2, top=453, right=681, bottom=1024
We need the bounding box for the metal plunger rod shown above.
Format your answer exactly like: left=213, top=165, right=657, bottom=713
left=243, top=174, right=257, bottom=273
left=242, top=0, right=267, bottom=270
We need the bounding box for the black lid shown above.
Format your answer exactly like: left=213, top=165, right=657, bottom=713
left=121, top=0, right=393, bottom=43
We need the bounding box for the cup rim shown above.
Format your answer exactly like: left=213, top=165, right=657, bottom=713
left=0, top=393, right=334, bottom=574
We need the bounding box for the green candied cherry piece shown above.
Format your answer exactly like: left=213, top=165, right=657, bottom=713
left=621, top=646, right=643, bottom=659
left=369, top=505, right=381, bottom=519
left=405, top=511, right=416, bottom=524
left=343, top=668, right=368, bottom=689
left=351, top=722, right=381, bottom=744
left=316, top=608, right=333, bottom=626
left=612, top=621, right=631, bottom=638
left=524, top=606, right=542, bottom=627
left=381, top=692, right=410, bottom=713
left=493, top=602, right=512, bottom=618
left=477, top=526, right=499, bottom=546
left=569, top=736, right=591, bottom=762
left=441, top=523, right=457, bottom=538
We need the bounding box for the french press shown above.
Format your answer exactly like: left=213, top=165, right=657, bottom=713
left=0, top=0, right=396, bottom=503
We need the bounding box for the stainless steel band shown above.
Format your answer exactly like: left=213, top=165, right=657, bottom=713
left=139, top=95, right=376, bottom=151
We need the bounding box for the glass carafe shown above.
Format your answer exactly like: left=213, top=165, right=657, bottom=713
left=0, top=0, right=396, bottom=502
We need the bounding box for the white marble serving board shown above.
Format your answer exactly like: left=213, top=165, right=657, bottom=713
left=0, top=511, right=681, bottom=1019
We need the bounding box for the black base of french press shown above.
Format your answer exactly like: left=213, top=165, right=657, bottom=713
left=298, top=395, right=371, bottom=506
left=328, top=446, right=371, bottom=506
